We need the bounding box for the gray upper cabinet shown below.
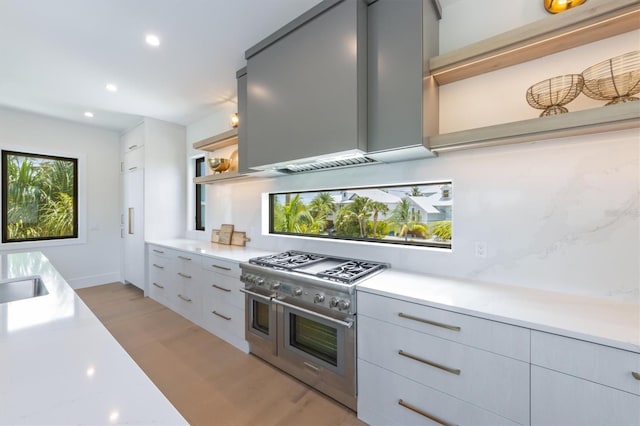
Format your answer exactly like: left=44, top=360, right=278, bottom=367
left=236, top=67, right=249, bottom=174
left=367, top=0, right=439, bottom=161
left=245, top=0, right=367, bottom=170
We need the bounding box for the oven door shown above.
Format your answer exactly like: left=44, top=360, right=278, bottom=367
left=241, top=289, right=277, bottom=362
left=274, top=298, right=356, bottom=410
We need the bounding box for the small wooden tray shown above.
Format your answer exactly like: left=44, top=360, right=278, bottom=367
left=231, top=231, right=251, bottom=246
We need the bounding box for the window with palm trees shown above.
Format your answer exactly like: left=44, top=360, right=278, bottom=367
left=2, top=150, right=78, bottom=243
left=270, top=182, right=452, bottom=249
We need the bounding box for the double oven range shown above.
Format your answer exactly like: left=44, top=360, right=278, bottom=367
left=240, top=251, right=387, bottom=411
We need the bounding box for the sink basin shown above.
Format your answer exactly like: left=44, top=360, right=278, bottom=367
left=0, top=275, right=49, bottom=304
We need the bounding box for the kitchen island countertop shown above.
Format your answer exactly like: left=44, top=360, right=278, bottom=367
left=0, top=251, right=187, bottom=425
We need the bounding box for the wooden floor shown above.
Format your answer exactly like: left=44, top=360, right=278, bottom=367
left=76, top=283, right=365, bottom=426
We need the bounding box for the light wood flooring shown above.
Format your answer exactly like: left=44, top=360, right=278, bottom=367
left=76, top=282, right=365, bottom=426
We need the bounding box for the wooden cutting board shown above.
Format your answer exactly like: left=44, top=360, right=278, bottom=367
left=218, top=224, right=234, bottom=245
left=230, top=231, right=251, bottom=246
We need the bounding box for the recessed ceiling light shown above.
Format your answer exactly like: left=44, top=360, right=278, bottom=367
left=145, top=34, right=160, bottom=47
left=84, top=111, right=94, bottom=118
left=105, top=83, right=118, bottom=92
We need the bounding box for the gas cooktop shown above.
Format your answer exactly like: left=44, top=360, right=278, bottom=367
left=248, top=250, right=387, bottom=284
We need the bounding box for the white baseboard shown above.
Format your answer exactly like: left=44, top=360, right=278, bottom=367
left=67, top=272, right=122, bottom=289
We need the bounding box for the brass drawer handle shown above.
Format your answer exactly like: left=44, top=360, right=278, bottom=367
left=212, top=311, right=231, bottom=321
left=178, top=255, right=192, bottom=261
left=212, top=284, right=232, bottom=292
left=152, top=263, right=164, bottom=269
left=398, top=312, right=461, bottom=332
left=212, top=264, right=232, bottom=271
left=177, top=294, right=192, bottom=302
left=398, top=399, right=457, bottom=426
left=303, top=361, right=320, bottom=372
left=398, top=350, right=461, bottom=376
left=152, top=282, right=164, bottom=289
left=152, top=249, right=165, bottom=254
left=632, top=371, right=640, bottom=380
left=177, top=272, right=192, bottom=279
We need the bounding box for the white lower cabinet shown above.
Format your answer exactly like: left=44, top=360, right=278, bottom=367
left=359, top=360, right=521, bottom=426
left=146, top=244, right=248, bottom=352
left=530, top=330, right=640, bottom=426
left=357, top=291, right=530, bottom=425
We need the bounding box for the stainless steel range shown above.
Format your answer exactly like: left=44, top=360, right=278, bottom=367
left=240, top=251, right=387, bottom=411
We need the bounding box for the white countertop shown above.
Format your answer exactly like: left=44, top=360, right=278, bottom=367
left=358, top=269, right=640, bottom=353
left=0, top=251, right=187, bottom=425
left=146, top=239, right=640, bottom=352
left=147, top=238, right=272, bottom=263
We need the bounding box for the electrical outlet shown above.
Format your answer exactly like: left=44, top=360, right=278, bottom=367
left=475, top=242, right=487, bottom=258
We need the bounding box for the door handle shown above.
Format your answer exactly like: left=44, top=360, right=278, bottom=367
left=128, top=207, right=134, bottom=234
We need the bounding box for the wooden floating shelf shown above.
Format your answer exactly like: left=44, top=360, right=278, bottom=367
left=429, top=0, right=640, bottom=85
left=192, top=128, right=238, bottom=152
left=429, top=102, right=640, bottom=152
left=193, top=171, right=250, bottom=184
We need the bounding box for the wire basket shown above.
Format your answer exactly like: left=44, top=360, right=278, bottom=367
left=582, top=51, right=640, bottom=106
left=526, top=74, right=584, bottom=117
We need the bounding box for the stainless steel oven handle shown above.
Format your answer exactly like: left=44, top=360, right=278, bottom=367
left=239, top=288, right=273, bottom=302
left=272, top=299, right=354, bottom=329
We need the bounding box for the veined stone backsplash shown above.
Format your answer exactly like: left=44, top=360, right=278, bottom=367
left=201, top=128, right=639, bottom=303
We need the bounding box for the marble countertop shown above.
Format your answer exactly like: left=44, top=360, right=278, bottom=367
left=146, top=239, right=639, bottom=352
left=358, top=269, right=640, bottom=353
left=0, top=251, right=187, bottom=425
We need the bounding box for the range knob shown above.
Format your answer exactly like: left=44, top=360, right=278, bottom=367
left=271, top=281, right=281, bottom=290
left=338, top=300, right=351, bottom=311
left=293, top=288, right=303, bottom=296
left=256, top=278, right=265, bottom=286
left=330, top=297, right=339, bottom=308
left=314, top=294, right=325, bottom=304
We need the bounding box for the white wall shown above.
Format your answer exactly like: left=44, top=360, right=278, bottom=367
left=198, top=128, right=639, bottom=303
left=0, top=107, right=121, bottom=288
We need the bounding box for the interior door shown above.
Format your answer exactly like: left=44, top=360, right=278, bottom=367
left=123, top=168, right=144, bottom=289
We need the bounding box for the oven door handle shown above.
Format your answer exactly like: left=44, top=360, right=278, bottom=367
left=272, top=299, right=354, bottom=329
left=239, top=288, right=274, bottom=302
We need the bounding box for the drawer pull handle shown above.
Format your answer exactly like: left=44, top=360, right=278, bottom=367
left=178, top=255, right=192, bottom=261
left=177, top=294, right=192, bottom=302
left=152, top=282, right=164, bottom=289
left=303, top=361, right=320, bottom=373
left=128, top=144, right=138, bottom=150
left=177, top=272, right=192, bottom=279
left=212, top=264, right=232, bottom=271
left=632, top=371, right=640, bottom=380
left=152, top=249, right=165, bottom=254
left=398, top=399, right=457, bottom=426
left=152, top=263, right=164, bottom=269
left=398, top=312, right=461, bottom=332
left=212, top=284, right=232, bottom=292
left=128, top=166, right=137, bottom=171
left=398, top=350, right=461, bottom=376
left=211, top=311, right=231, bottom=321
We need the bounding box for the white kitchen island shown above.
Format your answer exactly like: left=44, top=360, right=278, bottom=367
left=0, top=251, right=187, bottom=425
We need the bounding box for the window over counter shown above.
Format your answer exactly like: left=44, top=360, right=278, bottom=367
left=269, top=181, right=452, bottom=249
left=1, top=150, right=78, bottom=243
left=195, top=156, right=205, bottom=231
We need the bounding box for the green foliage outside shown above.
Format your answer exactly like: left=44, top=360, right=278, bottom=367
left=5, top=154, right=76, bottom=241
left=272, top=192, right=449, bottom=244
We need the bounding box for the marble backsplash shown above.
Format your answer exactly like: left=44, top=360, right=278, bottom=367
left=203, top=128, right=639, bottom=303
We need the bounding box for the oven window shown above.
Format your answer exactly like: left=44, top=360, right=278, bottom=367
left=252, top=300, right=270, bottom=335
left=289, top=314, right=338, bottom=366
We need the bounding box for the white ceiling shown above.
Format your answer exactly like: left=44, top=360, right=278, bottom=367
left=0, top=0, right=459, bottom=134
left=0, top=0, right=323, bottom=132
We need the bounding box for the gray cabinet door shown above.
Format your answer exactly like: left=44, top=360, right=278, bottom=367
left=236, top=67, right=249, bottom=174
left=246, top=0, right=367, bottom=169
left=367, top=0, right=439, bottom=154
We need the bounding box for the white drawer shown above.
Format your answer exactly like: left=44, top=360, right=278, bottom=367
left=148, top=259, right=171, bottom=304
left=148, top=244, right=170, bottom=258
left=359, top=315, right=529, bottom=424
left=170, top=250, right=201, bottom=275
left=173, top=273, right=201, bottom=323
left=531, top=365, right=640, bottom=426
left=201, top=256, right=240, bottom=278
left=201, top=303, right=244, bottom=340
left=202, top=273, right=244, bottom=310
left=358, top=360, right=522, bottom=426
left=531, top=330, right=640, bottom=395
left=358, top=291, right=530, bottom=361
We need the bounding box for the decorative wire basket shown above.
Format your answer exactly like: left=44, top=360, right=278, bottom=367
left=526, top=74, right=584, bottom=117
left=581, top=51, right=640, bottom=106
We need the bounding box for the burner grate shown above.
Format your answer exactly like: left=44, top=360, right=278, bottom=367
left=250, top=251, right=326, bottom=269
left=317, top=260, right=386, bottom=283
